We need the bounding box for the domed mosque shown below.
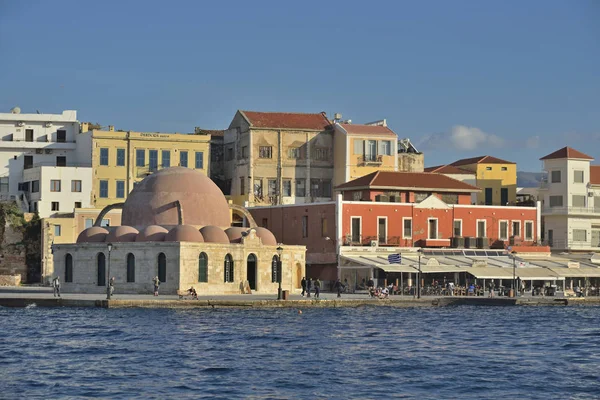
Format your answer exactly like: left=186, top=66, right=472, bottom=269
left=52, top=168, right=305, bottom=295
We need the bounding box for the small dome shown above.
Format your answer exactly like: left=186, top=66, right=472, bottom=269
left=136, top=225, right=168, bottom=242
left=77, top=227, right=109, bottom=243
left=225, top=227, right=248, bottom=243
left=200, top=225, right=229, bottom=244
left=106, top=226, right=139, bottom=243
left=165, top=225, right=205, bottom=243
left=254, top=227, right=277, bottom=246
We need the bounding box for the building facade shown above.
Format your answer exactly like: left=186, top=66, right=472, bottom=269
left=539, top=147, right=600, bottom=251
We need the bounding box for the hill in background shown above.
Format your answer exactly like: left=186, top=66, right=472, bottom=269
left=517, top=171, right=546, bottom=188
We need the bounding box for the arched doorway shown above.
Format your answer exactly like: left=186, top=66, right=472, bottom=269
left=127, top=253, right=135, bottom=283
left=247, top=254, right=257, bottom=290
left=65, top=254, right=73, bottom=283
left=224, top=254, right=234, bottom=283
left=158, top=253, right=166, bottom=282
left=97, top=253, right=106, bottom=286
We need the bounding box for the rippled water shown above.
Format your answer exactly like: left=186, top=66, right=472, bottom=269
left=1, top=305, right=599, bottom=399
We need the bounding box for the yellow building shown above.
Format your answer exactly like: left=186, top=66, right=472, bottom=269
left=84, top=128, right=211, bottom=208
left=333, top=121, right=399, bottom=187
left=450, top=156, right=517, bottom=205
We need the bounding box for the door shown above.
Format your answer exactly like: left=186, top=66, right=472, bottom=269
left=247, top=254, right=257, bottom=290
left=365, top=140, right=376, bottom=161
left=158, top=253, right=166, bottom=282
left=57, top=130, right=66, bottom=142
left=485, top=188, right=493, bottom=205
left=25, top=129, right=33, bottom=142
left=378, top=218, right=387, bottom=244
left=351, top=217, right=361, bottom=243
left=548, top=230, right=553, bottom=247
left=97, top=253, right=106, bottom=286
left=501, top=188, right=508, bottom=205
left=428, top=219, right=438, bottom=239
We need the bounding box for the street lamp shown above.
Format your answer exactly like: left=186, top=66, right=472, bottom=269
left=417, top=248, right=422, bottom=299
left=106, top=242, right=113, bottom=300
left=276, top=246, right=283, bottom=300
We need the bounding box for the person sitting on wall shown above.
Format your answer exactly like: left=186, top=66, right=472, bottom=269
left=379, top=287, right=389, bottom=299
left=468, top=284, right=475, bottom=296
left=187, top=287, right=198, bottom=299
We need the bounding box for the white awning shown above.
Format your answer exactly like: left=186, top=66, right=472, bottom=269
left=340, top=255, right=418, bottom=273
left=466, top=267, right=515, bottom=279
left=514, top=268, right=561, bottom=280
left=548, top=267, right=600, bottom=278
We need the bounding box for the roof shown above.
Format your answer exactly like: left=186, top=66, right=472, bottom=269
left=240, top=110, right=331, bottom=130
left=339, top=123, right=397, bottom=137
left=451, top=155, right=515, bottom=166
left=540, top=147, right=594, bottom=161
left=591, top=166, right=600, bottom=186
left=195, top=129, right=223, bottom=137
left=424, top=165, right=474, bottom=175
left=335, top=171, right=480, bottom=192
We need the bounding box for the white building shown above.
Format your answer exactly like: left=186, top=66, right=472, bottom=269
left=539, top=146, right=600, bottom=250
left=0, top=108, right=91, bottom=214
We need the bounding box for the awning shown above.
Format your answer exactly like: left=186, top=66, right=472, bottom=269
left=548, top=267, right=600, bottom=278
left=515, top=268, right=561, bottom=280
left=466, top=267, right=515, bottom=279
left=419, top=265, right=468, bottom=274
left=340, top=255, right=417, bottom=273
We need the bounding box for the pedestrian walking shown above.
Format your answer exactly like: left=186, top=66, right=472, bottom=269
left=306, top=277, right=312, bottom=298
left=488, top=281, right=495, bottom=298
left=301, top=277, right=306, bottom=297
left=314, top=278, right=321, bottom=298
left=153, top=276, right=160, bottom=296
left=334, top=279, right=343, bottom=298
left=52, top=276, right=61, bottom=298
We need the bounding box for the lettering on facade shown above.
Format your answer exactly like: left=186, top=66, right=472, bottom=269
left=140, top=133, right=170, bottom=138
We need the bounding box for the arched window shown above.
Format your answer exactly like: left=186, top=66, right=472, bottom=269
left=65, top=253, right=73, bottom=283
left=127, top=253, right=135, bottom=283
left=199, top=252, right=208, bottom=283
left=158, top=253, right=166, bottom=282
left=271, top=255, right=279, bottom=283
left=97, top=253, right=106, bottom=286
left=224, top=254, right=234, bottom=283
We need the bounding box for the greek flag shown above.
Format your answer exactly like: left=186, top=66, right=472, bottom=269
left=388, top=254, right=401, bottom=264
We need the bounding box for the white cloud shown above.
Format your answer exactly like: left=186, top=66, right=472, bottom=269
left=417, top=125, right=504, bottom=151
left=525, top=136, right=541, bottom=149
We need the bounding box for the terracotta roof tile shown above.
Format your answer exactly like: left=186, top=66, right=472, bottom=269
left=424, top=165, right=475, bottom=175
left=339, top=123, right=397, bottom=137
left=241, top=110, right=331, bottom=130
left=451, top=155, right=515, bottom=166
left=540, top=147, right=594, bottom=161
left=335, top=171, right=480, bottom=192
left=590, top=166, right=600, bottom=185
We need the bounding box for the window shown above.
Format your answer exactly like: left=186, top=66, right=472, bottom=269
left=85, top=218, right=94, bottom=229
left=288, top=147, right=300, bottom=159
left=322, top=180, right=332, bottom=198
left=549, top=196, right=563, bottom=207
left=97, top=253, right=106, bottom=286
left=162, top=150, right=170, bottom=168
left=74, top=202, right=81, bottom=209
left=499, top=221, right=509, bottom=240
left=501, top=166, right=508, bottom=171
left=379, top=140, right=391, bottom=156
left=71, top=180, right=81, bottom=192
left=100, top=148, right=109, bottom=165
left=149, top=150, right=158, bottom=171
left=33, top=202, right=38, bottom=212
left=180, top=151, right=188, bottom=167
left=268, top=179, right=277, bottom=196
left=310, top=179, right=320, bottom=197
left=453, top=220, right=462, bottom=237
left=117, top=149, right=125, bottom=166
left=415, top=193, right=428, bottom=203
left=477, top=220, right=486, bottom=238
left=240, top=177, right=245, bottom=195
left=353, top=191, right=362, bottom=201
left=321, top=218, right=328, bottom=237
left=254, top=179, right=263, bottom=197
left=25, top=129, right=33, bottom=142
left=57, top=130, right=66, bottom=143
left=296, top=179, right=305, bottom=197
left=99, top=180, right=108, bottom=198
left=241, top=146, right=248, bottom=158
left=0, top=177, right=9, bottom=193
left=198, top=253, right=208, bottom=283
left=551, top=170, right=561, bottom=183
left=195, top=152, right=204, bottom=169
left=65, top=254, right=73, bottom=283
left=226, top=147, right=233, bottom=161
left=574, top=170, right=584, bottom=183
left=573, top=229, right=587, bottom=242
left=351, top=217, right=361, bottom=243
left=378, top=217, right=387, bottom=244
left=54, top=225, right=61, bottom=237
left=512, top=221, right=521, bottom=237
left=354, top=139, right=364, bottom=155
left=51, top=202, right=59, bottom=211
left=282, top=180, right=291, bottom=196
left=101, top=219, right=110, bottom=227
left=441, top=194, right=458, bottom=204
left=365, top=140, right=376, bottom=161
left=486, top=167, right=492, bottom=171
left=302, top=216, right=308, bottom=238
left=24, top=155, right=33, bottom=170
left=136, top=149, right=145, bottom=167
left=313, top=148, right=329, bottom=161
left=224, top=254, right=234, bottom=283
left=116, top=180, right=125, bottom=198
left=525, top=221, right=534, bottom=241
left=50, top=180, right=61, bottom=192
left=572, top=195, right=586, bottom=208
left=428, top=219, right=438, bottom=239
left=56, top=156, right=66, bottom=167
left=127, top=253, right=135, bottom=283
left=403, top=218, right=412, bottom=239
left=259, top=146, right=272, bottom=159
left=158, top=253, right=167, bottom=282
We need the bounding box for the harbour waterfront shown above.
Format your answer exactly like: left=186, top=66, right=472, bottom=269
left=1, top=306, right=599, bottom=399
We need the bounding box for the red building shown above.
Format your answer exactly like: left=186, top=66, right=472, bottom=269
left=249, top=171, right=541, bottom=281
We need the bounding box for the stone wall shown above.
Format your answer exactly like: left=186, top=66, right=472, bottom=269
left=0, top=205, right=37, bottom=283
left=398, top=153, right=424, bottom=172
left=0, top=274, right=21, bottom=286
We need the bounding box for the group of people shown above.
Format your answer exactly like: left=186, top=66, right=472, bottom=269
left=300, top=277, right=323, bottom=298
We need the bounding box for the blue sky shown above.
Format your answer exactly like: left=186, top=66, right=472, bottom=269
left=0, top=0, right=598, bottom=171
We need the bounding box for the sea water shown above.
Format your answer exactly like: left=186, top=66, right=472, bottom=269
left=0, top=306, right=599, bottom=399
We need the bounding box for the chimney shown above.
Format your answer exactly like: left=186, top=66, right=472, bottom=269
left=80, top=122, right=89, bottom=133
left=108, top=125, right=115, bottom=132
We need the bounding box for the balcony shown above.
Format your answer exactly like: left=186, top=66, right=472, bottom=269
left=358, top=155, right=383, bottom=166
left=542, top=206, right=600, bottom=216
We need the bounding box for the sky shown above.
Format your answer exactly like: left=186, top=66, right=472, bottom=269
left=0, top=0, right=598, bottom=172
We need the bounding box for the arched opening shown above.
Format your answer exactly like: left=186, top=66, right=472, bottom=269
left=97, top=253, right=106, bottom=286
left=199, top=252, right=208, bottom=283
left=65, top=253, right=73, bottom=283
left=127, top=253, right=135, bottom=283
left=158, top=253, right=166, bottom=282
left=224, top=254, right=234, bottom=283
left=271, top=255, right=279, bottom=283
left=247, top=254, right=257, bottom=290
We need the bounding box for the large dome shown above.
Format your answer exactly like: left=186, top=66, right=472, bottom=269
left=121, top=167, right=231, bottom=228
